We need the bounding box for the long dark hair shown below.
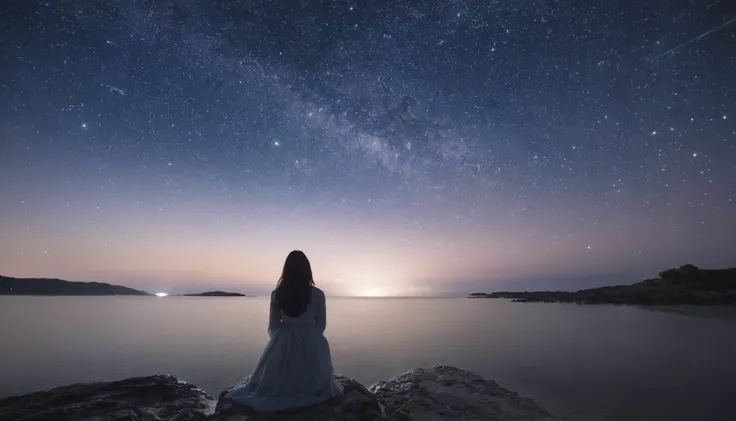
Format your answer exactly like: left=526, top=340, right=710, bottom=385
left=274, top=250, right=315, bottom=317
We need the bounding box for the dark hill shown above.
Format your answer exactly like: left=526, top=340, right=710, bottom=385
left=0, top=276, right=150, bottom=296
left=480, top=265, right=736, bottom=305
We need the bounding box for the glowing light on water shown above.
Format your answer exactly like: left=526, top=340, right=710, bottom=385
left=155, top=292, right=168, bottom=297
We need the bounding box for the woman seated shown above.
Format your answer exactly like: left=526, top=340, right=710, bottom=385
left=226, top=250, right=344, bottom=412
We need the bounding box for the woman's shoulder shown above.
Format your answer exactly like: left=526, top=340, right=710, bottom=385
left=311, top=286, right=325, bottom=298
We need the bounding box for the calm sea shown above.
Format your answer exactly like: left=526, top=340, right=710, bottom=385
left=0, top=296, right=734, bottom=421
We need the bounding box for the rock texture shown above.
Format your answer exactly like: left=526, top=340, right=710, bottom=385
left=0, top=374, right=216, bottom=421
left=370, top=366, right=560, bottom=421
left=0, top=367, right=563, bottom=421
left=210, top=374, right=383, bottom=421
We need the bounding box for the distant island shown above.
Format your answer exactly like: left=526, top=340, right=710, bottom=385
left=181, top=291, right=247, bottom=297
left=0, top=276, right=151, bottom=296
left=0, top=275, right=250, bottom=297
left=472, top=265, right=736, bottom=305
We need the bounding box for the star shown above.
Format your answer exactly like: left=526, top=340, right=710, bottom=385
left=0, top=0, right=734, bottom=315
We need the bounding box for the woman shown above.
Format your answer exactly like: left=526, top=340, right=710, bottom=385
left=226, top=250, right=344, bottom=412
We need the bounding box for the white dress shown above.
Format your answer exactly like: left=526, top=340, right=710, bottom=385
left=226, top=287, right=344, bottom=412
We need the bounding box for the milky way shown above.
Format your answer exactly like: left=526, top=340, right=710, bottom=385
left=1, top=0, right=734, bottom=295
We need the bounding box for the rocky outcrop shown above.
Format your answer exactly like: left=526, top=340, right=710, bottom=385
left=211, top=375, right=382, bottom=421
left=370, top=366, right=560, bottom=421
left=0, top=374, right=216, bottom=421
left=0, top=367, right=562, bottom=421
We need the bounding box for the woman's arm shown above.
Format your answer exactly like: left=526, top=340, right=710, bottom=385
left=315, top=289, right=326, bottom=332
left=268, top=292, right=281, bottom=337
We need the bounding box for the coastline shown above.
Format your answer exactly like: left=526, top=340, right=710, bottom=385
left=472, top=265, right=736, bottom=308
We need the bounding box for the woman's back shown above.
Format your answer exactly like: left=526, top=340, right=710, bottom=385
left=273, top=287, right=327, bottom=332
left=279, top=287, right=319, bottom=320
left=227, top=252, right=342, bottom=413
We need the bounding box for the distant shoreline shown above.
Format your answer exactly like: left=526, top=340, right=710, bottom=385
left=0, top=275, right=151, bottom=296
left=0, top=276, right=247, bottom=297
left=470, top=265, right=736, bottom=307
left=180, top=291, right=247, bottom=297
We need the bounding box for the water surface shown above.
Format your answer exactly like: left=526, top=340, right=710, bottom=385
left=1, top=296, right=734, bottom=421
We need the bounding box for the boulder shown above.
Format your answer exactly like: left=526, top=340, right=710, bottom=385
left=0, top=367, right=566, bottom=421
left=0, top=374, right=216, bottom=421
left=369, top=366, right=561, bottom=421
left=211, top=374, right=382, bottom=421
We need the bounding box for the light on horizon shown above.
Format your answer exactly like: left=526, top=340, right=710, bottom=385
left=155, top=292, right=168, bottom=297
left=355, top=285, right=393, bottom=298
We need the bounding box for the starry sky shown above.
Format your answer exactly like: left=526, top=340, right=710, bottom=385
left=1, top=0, right=735, bottom=296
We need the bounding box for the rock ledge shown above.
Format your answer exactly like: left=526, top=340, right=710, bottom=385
left=0, top=374, right=215, bottom=421
left=370, top=366, right=560, bottom=421
left=0, top=367, right=561, bottom=421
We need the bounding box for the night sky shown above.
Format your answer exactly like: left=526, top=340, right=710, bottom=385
left=1, top=0, right=734, bottom=296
